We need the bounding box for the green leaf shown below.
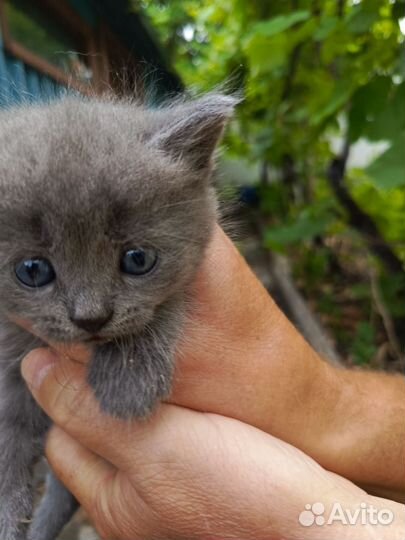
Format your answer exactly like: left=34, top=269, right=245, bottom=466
left=247, top=11, right=311, bottom=39
left=243, top=10, right=312, bottom=74
left=244, top=33, right=289, bottom=73
left=264, top=214, right=332, bottom=250
left=366, top=134, right=405, bottom=189
left=349, top=76, right=392, bottom=142
left=347, top=10, right=379, bottom=33
left=313, top=15, right=339, bottom=41
left=366, top=83, right=405, bottom=141
left=311, top=81, right=354, bottom=125
left=346, top=0, right=381, bottom=34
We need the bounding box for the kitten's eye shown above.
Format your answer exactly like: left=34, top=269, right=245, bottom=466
left=15, top=258, right=56, bottom=288
left=121, top=248, right=158, bottom=276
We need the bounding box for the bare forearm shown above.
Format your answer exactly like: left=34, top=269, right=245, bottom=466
left=323, top=368, right=405, bottom=501
left=265, top=327, right=405, bottom=500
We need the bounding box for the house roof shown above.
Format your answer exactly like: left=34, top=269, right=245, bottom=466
left=90, top=0, right=183, bottom=95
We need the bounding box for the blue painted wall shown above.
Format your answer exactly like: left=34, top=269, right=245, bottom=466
left=0, top=0, right=179, bottom=107
left=0, top=30, right=68, bottom=106
left=0, top=0, right=95, bottom=106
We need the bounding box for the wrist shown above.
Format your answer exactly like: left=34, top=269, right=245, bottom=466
left=248, top=302, right=405, bottom=501
left=238, top=317, right=405, bottom=502
left=316, top=368, right=405, bottom=499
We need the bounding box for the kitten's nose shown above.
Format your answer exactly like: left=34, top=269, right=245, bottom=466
left=70, top=312, right=113, bottom=334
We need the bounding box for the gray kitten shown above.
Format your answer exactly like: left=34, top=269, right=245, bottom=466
left=0, top=93, right=236, bottom=540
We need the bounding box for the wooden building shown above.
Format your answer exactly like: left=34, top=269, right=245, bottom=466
left=0, top=0, right=181, bottom=104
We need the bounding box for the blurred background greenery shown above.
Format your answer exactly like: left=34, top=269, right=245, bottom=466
left=135, top=0, right=405, bottom=369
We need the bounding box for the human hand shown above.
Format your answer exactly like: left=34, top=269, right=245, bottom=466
left=169, top=226, right=405, bottom=500
left=21, top=349, right=405, bottom=540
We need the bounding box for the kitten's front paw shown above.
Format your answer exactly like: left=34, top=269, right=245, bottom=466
left=87, top=338, right=174, bottom=419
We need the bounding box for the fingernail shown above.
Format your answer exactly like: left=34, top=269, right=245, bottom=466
left=21, top=349, right=57, bottom=390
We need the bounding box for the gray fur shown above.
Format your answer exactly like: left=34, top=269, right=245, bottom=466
left=0, top=93, right=236, bottom=539
left=27, top=472, right=78, bottom=540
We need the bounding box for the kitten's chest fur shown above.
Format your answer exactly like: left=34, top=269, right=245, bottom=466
left=0, top=320, right=50, bottom=439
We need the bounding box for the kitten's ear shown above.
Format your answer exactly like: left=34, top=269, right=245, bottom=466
left=150, top=94, right=238, bottom=171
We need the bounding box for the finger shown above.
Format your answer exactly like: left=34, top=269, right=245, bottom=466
left=46, top=426, right=114, bottom=511
left=21, top=347, right=148, bottom=468
left=47, top=427, right=161, bottom=540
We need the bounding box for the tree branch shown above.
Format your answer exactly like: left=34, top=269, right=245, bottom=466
left=327, top=143, right=404, bottom=275
left=281, top=43, right=302, bottom=101
left=336, top=0, right=345, bottom=18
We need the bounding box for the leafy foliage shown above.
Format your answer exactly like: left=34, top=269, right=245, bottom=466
left=135, top=0, right=405, bottom=366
